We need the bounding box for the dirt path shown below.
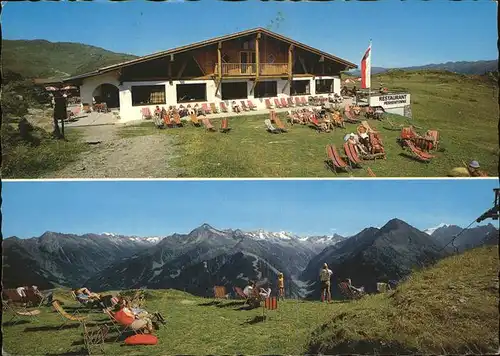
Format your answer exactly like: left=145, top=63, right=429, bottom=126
left=42, top=124, right=182, bottom=178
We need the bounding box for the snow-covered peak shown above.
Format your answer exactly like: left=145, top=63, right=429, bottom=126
left=424, top=223, right=450, bottom=236
left=102, top=232, right=117, bottom=237
left=245, top=229, right=298, bottom=241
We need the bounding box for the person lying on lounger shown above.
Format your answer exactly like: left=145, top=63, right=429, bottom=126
left=259, top=284, right=272, bottom=300
left=346, top=278, right=364, bottom=294
left=113, top=303, right=157, bottom=334
left=448, top=160, right=487, bottom=177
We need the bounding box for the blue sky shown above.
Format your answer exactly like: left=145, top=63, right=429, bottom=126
left=2, top=0, right=497, bottom=68
left=2, top=179, right=498, bottom=238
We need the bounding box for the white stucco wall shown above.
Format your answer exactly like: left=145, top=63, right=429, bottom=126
left=80, top=73, right=342, bottom=123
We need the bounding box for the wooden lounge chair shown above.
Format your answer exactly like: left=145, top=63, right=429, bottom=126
left=265, top=119, right=281, bottom=134
left=265, top=99, right=274, bottom=110
left=233, top=287, right=248, bottom=302
left=190, top=114, right=201, bottom=127
left=213, top=286, right=228, bottom=300
left=338, top=282, right=364, bottom=300
left=162, top=113, right=175, bottom=128
left=300, top=97, right=308, bottom=106
left=330, top=112, right=345, bottom=128
left=273, top=98, right=283, bottom=108
left=83, top=322, right=108, bottom=355
left=52, top=300, right=86, bottom=329
left=400, top=126, right=434, bottom=151
left=220, top=118, right=231, bottom=133
left=202, top=118, right=216, bottom=132
left=103, top=308, right=142, bottom=342
left=273, top=116, right=288, bottom=133
left=425, top=129, right=440, bottom=150
left=141, top=108, right=152, bottom=120
left=173, top=113, right=183, bottom=127
left=343, top=142, right=363, bottom=168
left=240, top=101, right=250, bottom=111
left=368, top=132, right=386, bottom=159
left=367, top=167, right=376, bottom=177
left=310, top=116, right=329, bottom=132
left=280, top=97, right=289, bottom=108
left=294, top=97, right=303, bottom=107
left=220, top=102, right=229, bottom=113
left=247, top=100, right=257, bottom=110
left=325, top=144, right=350, bottom=174
left=344, top=108, right=361, bottom=123
left=403, top=139, right=434, bottom=162
left=202, top=103, right=212, bottom=114
left=210, top=102, right=219, bottom=114
left=287, top=97, right=295, bottom=108
left=262, top=296, right=278, bottom=321
left=2, top=299, right=40, bottom=324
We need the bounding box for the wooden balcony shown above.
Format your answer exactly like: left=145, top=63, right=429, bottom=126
left=215, top=63, right=289, bottom=77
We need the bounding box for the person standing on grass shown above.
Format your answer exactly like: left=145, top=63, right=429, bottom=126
left=277, top=272, right=285, bottom=301
left=319, top=263, right=333, bottom=302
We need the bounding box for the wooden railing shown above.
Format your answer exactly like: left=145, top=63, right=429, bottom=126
left=214, top=63, right=289, bottom=76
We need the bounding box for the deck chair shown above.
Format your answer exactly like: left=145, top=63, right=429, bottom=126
left=2, top=300, right=41, bottom=324
left=294, top=97, right=303, bottom=107
left=330, top=112, right=345, bottom=128
left=83, top=322, right=108, bottom=355
left=201, top=103, right=212, bottom=114
left=141, top=108, right=152, bottom=120
left=338, top=282, right=365, bottom=300
left=425, top=129, right=440, bottom=150
left=265, top=99, right=274, bottom=110
left=273, top=116, right=288, bottom=133
left=265, top=119, right=281, bottom=134
left=403, top=140, right=434, bottom=162
left=210, top=102, right=219, bottom=114
left=262, top=296, right=278, bottom=321
left=300, top=97, right=308, bottom=106
left=326, top=144, right=350, bottom=174
left=280, top=97, right=289, bottom=108
left=190, top=114, right=201, bottom=127
left=163, top=113, right=175, bottom=128
left=173, top=113, right=183, bottom=127
left=287, top=97, right=295, bottom=108
left=25, top=288, right=48, bottom=308
left=52, top=300, right=87, bottom=329
left=344, top=109, right=361, bottom=123
left=220, top=102, right=229, bottom=113
left=310, top=117, right=329, bottom=132
left=233, top=287, right=248, bottom=302
left=247, top=100, right=257, bottom=110
left=274, top=98, right=283, bottom=108
left=213, top=286, right=228, bottom=300
left=367, top=167, right=376, bottom=177
left=83, top=104, right=92, bottom=113
left=202, top=118, right=216, bottom=132
left=220, top=118, right=231, bottom=133
left=343, top=142, right=363, bottom=168
left=240, top=101, right=250, bottom=111
left=368, top=132, right=386, bottom=159
left=103, top=308, right=142, bottom=342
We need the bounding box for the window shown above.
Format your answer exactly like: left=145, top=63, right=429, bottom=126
left=291, top=80, right=310, bottom=95
left=221, top=82, right=248, bottom=100
left=242, top=41, right=255, bottom=50
left=176, top=83, right=207, bottom=103
left=222, top=54, right=230, bottom=63
left=267, top=54, right=276, bottom=64
left=254, top=81, right=277, bottom=98
left=131, top=85, right=166, bottom=106
left=315, top=79, right=334, bottom=94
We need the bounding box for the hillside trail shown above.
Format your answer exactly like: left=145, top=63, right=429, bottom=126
left=41, top=117, right=182, bottom=179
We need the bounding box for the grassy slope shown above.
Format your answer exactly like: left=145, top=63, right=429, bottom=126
left=118, top=71, right=498, bottom=177
left=3, top=246, right=498, bottom=355
left=2, top=40, right=137, bottom=78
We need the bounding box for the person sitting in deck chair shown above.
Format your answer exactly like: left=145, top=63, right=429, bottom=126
left=231, top=101, right=241, bottom=113
left=16, top=286, right=28, bottom=299
left=243, top=281, right=255, bottom=298
left=346, top=278, right=365, bottom=295
left=319, top=263, right=333, bottom=303
left=74, top=287, right=102, bottom=306
left=113, top=302, right=157, bottom=334
left=259, top=284, right=272, bottom=300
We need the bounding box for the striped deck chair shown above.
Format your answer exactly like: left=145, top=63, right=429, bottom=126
left=52, top=300, right=86, bottom=329
left=294, top=97, right=303, bottom=107
left=274, top=98, right=283, bottom=108
left=247, top=100, right=257, bottom=110
left=265, top=119, right=281, bottom=134
left=262, top=296, right=278, bottom=321
left=233, top=287, right=248, bottom=302
left=201, top=103, right=212, bottom=114
left=141, top=108, right=152, bottom=119
left=265, top=99, right=274, bottom=110
left=343, top=142, right=362, bottom=168
left=163, top=113, right=175, bottom=128
left=403, top=140, right=434, bottom=162
left=331, top=112, right=345, bottom=128
left=344, top=109, right=361, bottom=123
left=300, top=97, right=308, bottom=106
left=103, top=308, right=142, bottom=342
left=202, top=118, right=216, bottom=132
left=425, top=130, right=440, bottom=150
left=210, top=102, right=219, bottom=114
left=190, top=114, right=201, bottom=127
left=310, top=116, right=328, bottom=132
left=367, top=167, right=376, bottom=177
left=220, top=118, right=231, bottom=133
left=280, top=97, right=289, bottom=108
left=326, top=144, right=350, bottom=174
left=287, top=97, right=295, bottom=108
left=240, top=101, right=250, bottom=111
left=213, top=286, right=228, bottom=300
left=220, top=102, right=229, bottom=113
left=273, top=116, right=288, bottom=133
left=173, top=113, right=183, bottom=127
left=369, top=132, right=386, bottom=158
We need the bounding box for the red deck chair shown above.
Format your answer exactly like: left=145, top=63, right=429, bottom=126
left=326, top=144, right=350, bottom=174
left=269, top=110, right=277, bottom=123
left=280, top=97, right=289, bottom=108
left=220, top=118, right=231, bottom=133
left=141, top=108, right=152, bottom=119
left=240, top=101, right=250, bottom=111
left=404, top=140, right=434, bottom=162
left=162, top=112, right=174, bottom=128
left=262, top=296, right=278, bottom=321
left=202, top=118, right=216, bottom=132
left=294, top=97, right=303, bottom=107
left=343, top=142, right=363, bottom=168
left=426, top=130, right=440, bottom=150
left=265, top=99, right=274, bottom=109
left=220, top=102, right=229, bottom=113
left=310, top=116, right=327, bottom=132
left=344, top=109, right=360, bottom=123
left=300, top=97, right=308, bottom=106
left=173, top=113, right=183, bottom=127
left=274, top=98, right=283, bottom=108
left=247, top=100, right=257, bottom=110
left=233, top=287, right=247, bottom=300
left=287, top=97, right=295, bottom=107
left=202, top=103, right=212, bottom=114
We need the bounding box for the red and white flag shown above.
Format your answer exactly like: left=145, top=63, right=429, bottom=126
left=361, top=41, right=372, bottom=89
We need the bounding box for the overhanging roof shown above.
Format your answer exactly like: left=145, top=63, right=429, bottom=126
left=63, top=28, right=358, bottom=83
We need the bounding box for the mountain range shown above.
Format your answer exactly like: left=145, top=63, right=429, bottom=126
left=2, top=221, right=497, bottom=299
left=2, top=39, right=498, bottom=81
